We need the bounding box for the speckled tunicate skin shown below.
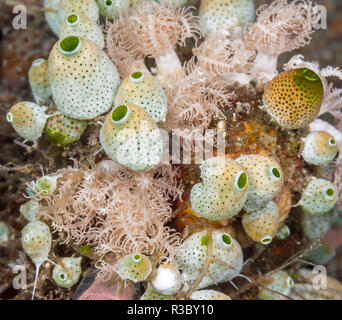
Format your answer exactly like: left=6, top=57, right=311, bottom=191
left=302, top=131, right=338, bottom=166
left=35, top=175, right=59, bottom=195
left=20, top=199, right=39, bottom=222
left=97, top=0, right=130, bottom=19
left=118, top=253, right=152, bottom=282
left=199, top=0, right=255, bottom=35
left=52, top=257, right=82, bottom=288
left=49, top=37, right=119, bottom=120
left=100, top=103, right=163, bottom=172
left=242, top=201, right=280, bottom=243
left=236, top=154, right=284, bottom=212
left=190, top=289, right=231, bottom=300
left=263, top=68, right=324, bottom=129
left=28, top=59, right=52, bottom=105
left=44, top=0, right=61, bottom=36
left=258, top=271, right=293, bottom=300
left=7, top=102, right=48, bottom=142
left=21, top=221, right=52, bottom=265
left=176, top=230, right=243, bottom=289
left=115, top=71, right=168, bottom=123
left=45, top=114, right=87, bottom=146
left=190, top=156, right=249, bottom=220
left=300, top=178, right=338, bottom=215
left=140, top=284, right=175, bottom=300
left=59, top=13, right=104, bottom=49
left=58, top=0, right=99, bottom=23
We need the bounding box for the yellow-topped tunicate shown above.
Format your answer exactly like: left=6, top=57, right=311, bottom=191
left=263, top=68, right=324, bottom=129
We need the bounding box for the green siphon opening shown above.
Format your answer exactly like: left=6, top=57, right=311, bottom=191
left=261, top=236, right=272, bottom=244
left=112, top=105, right=128, bottom=122
left=59, top=273, right=65, bottom=280
left=201, top=235, right=208, bottom=246
left=302, top=68, right=319, bottom=82
left=60, top=36, right=80, bottom=53
left=222, top=233, right=232, bottom=245
left=133, top=254, right=141, bottom=261
left=67, top=14, right=78, bottom=24
left=105, top=0, right=112, bottom=5
left=237, top=172, right=247, bottom=189
left=272, top=167, right=281, bottom=179
left=329, top=138, right=336, bottom=146
left=131, top=71, right=143, bottom=79
left=326, top=188, right=334, bottom=197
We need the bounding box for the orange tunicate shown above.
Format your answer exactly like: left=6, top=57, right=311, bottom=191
left=263, top=68, right=324, bottom=129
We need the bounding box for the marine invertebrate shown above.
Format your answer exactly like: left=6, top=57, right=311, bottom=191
left=97, top=0, right=130, bottom=19
left=59, top=13, right=104, bottom=49
left=48, top=36, right=120, bottom=120
left=199, top=0, right=255, bottom=35
left=0, top=222, right=9, bottom=244
left=176, top=229, right=243, bottom=290
left=236, top=154, right=284, bottom=212
left=190, top=289, right=231, bottom=300
left=244, top=0, right=321, bottom=82
left=52, top=257, right=82, bottom=288
left=241, top=201, right=280, bottom=244
left=301, top=208, right=334, bottom=240
left=302, top=131, right=338, bottom=166
left=117, top=253, right=152, bottom=282
left=36, top=160, right=182, bottom=279
left=35, top=175, right=59, bottom=195
left=100, top=104, right=163, bottom=171
left=105, top=3, right=201, bottom=85
left=276, top=224, right=290, bottom=241
left=151, top=264, right=182, bottom=295
left=115, top=71, right=168, bottom=123
left=44, top=0, right=61, bottom=36
left=20, top=200, right=39, bottom=222
left=58, top=0, right=99, bottom=23
left=258, top=270, right=293, bottom=300
left=263, top=68, right=324, bottom=130
left=190, top=156, right=249, bottom=220
left=21, top=220, right=52, bottom=299
left=6, top=101, right=49, bottom=143
left=45, top=114, right=87, bottom=146
left=300, top=178, right=338, bottom=215
left=28, top=58, right=52, bottom=105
